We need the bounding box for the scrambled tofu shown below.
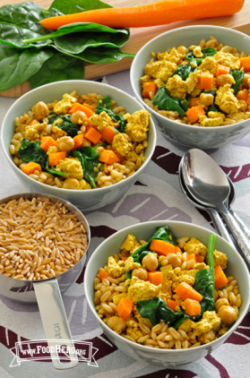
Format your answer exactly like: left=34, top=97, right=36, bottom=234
left=215, top=84, right=240, bottom=114
left=183, top=238, right=208, bottom=257
left=157, top=48, right=185, bottom=65
left=56, top=157, right=83, bottom=180
left=172, top=275, right=195, bottom=290
left=166, top=75, right=187, bottom=99
left=227, top=111, right=248, bottom=121
left=79, top=179, right=91, bottom=190
left=186, top=71, right=199, bottom=94
left=124, top=257, right=141, bottom=272
left=211, top=250, right=228, bottom=269
left=25, top=122, right=47, bottom=141
left=214, top=52, right=241, bottom=70
left=53, top=94, right=77, bottom=114
left=199, top=57, right=218, bottom=75
left=90, top=111, right=118, bottom=131
left=124, top=110, right=150, bottom=142
left=192, top=311, right=221, bottom=335
left=107, top=256, right=125, bottom=278
left=47, top=146, right=59, bottom=154
left=179, top=318, right=195, bottom=332
left=199, top=110, right=225, bottom=127
left=121, top=234, right=140, bottom=252
left=113, top=293, right=129, bottom=305
left=144, top=60, right=177, bottom=82
left=126, top=327, right=143, bottom=341
left=193, top=46, right=204, bottom=58
left=51, top=126, right=67, bottom=139
left=128, top=276, right=161, bottom=302
left=112, top=133, right=132, bottom=156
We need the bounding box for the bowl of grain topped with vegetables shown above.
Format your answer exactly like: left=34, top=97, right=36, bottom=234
left=2, top=80, right=156, bottom=211
left=85, top=221, right=250, bottom=367
left=131, top=25, right=250, bottom=149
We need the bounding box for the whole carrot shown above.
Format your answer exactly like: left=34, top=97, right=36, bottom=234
left=40, top=0, right=244, bottom=30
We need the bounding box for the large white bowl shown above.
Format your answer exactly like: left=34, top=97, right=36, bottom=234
left=1, top=80, right=156, bottom=211
left=130, top=25, right=250, bottom=149
left=85, top=220, right=250, bottom=367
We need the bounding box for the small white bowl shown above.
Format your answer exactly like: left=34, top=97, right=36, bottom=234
left=85, top=220, right=250, bottom=367
left=130, top=25, right=250, bottom=149
left=1, top=80, right=156, bottom=211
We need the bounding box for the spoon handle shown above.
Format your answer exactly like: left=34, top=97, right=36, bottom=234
left=229, top=208, right=250, bottom=241
left=219, top=205, right=250, bottom=266
left=208, top=209, right=235, bottom=247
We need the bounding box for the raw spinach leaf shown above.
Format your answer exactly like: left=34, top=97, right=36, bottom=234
left=24, top=22, right=129, bottom=50
left=179, top=95, right=192, bottom=112
left=207, top=103, right=221, bottom=113
left=48, top=114, right=80, bottom=137
left=96, top=96, right=126, bottom=132
left=29, top=53, right=84, bottom=89
left=152, top=87, right=188, bottom=116
left=49, top=0, right=112, bottom=15
left=194, top=234, right=216, bottom=314
left=56, top=45, right=135, bottom=64
left=173, top=63, right=195, bottom=80
left=201, top=47, right=217, bottom=57
left=0, top=47, right=53, bottom=92
left=73, top=147, right=101, bottom=188
left=185, top=47, right=216, bottom=66
left=17, top=139, right=65, bottom=177
left=231, top=69, right=244, bottom=94
left=0, top=2, right=61, bottom=49
left=137, top=297, right=188, bottom=327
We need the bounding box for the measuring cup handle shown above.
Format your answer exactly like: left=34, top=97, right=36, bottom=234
left=33, top=279, right=78, bottom=370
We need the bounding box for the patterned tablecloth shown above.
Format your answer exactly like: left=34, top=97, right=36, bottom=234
left=0, top=70, right=250, bottom=378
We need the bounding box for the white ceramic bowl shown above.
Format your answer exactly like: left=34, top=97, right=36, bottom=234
left=85, top=220, right=250, bottom=367
left=1, top=80, right=156, bottom=211
left=131, top=25, right=250, bottom=149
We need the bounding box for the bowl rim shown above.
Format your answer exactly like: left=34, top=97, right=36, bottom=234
left=1, top=79, right=156, bottom=194
left=84, top=219, right=250, bottom=354
left=130, top=24, right=250, bottom=131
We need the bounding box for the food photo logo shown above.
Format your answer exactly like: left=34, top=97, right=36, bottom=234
left=9, top=339, right=98, bottom=367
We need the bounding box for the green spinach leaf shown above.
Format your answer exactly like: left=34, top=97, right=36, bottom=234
left=173, top=63, right=195, bottom=80
left=29, top=53, right=84, bottom=89
left=96, top=96, right=126, bottom=132
left=73, top=147, right=101, bottom=188
left=207, top=103, right=221, bottom=113
left=48, top=114, right=80, bottom=137
left=185, top=47, right=217, bottom=66
left=17, top=138, right=65, bottom=177
left=201, top=47, right=217, bottom=57
left=49, top=0, right=112, bottom=15
left=0, top=47, right=53, bottom=92
left=231, top=69, right=244, bottom=94
left=194, top=234, right=216, bottom=315
left=0, top=2, right=61, bottom=49
left=152, top=87, right=188, bottom=116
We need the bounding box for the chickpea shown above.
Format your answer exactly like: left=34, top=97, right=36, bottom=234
left=62, top=178, right=79, bottom=190
left=167, top=253, right=182, bottom=268
left=216, top=74, right=235, bottom=87
left=242, top=73, right=250, bottom=88
left=34, top=101, right=49, bottom=120
left=199, top=93, right=214, bottom=107
left=57, top=136, right=75, bottom=152
left=142, top=253, right=158, bottom=272
left=215, top=298, right=229, bottom=312
left=132, top=268, right=148, bottom=281
left=198, top=330, right=215, bottom=344
left=106, top=316, right=126, bottom=333
left=217, top=305, right=237, bottom=325
left=71, top=111, right=86, bottom=124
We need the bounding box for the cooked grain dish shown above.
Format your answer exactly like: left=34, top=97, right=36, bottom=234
left=141, top=36, right=250, bottom=127
left=94, top=226, right=241, bottom=350
left=0, top=197, right=87, bottom=280
left=10, top=91, right=150, bottom=190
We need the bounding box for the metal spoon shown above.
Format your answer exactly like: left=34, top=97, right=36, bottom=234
left=179, top=159, right=235, bottom=246
left=182, top=149, right=250, bottom=266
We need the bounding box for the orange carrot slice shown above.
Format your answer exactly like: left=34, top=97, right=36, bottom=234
left=175, top=282, right=203, bottom=302
left=28, top=119, right=40, bottom=126
left=22, top=162, right=41, bottom=175
left=101, top=126, right=118, bottom=144
left=185, top=298, right=201, bottom=316
left=186, top=106, right=205, bottom=123
left=85, top=127, right=102, bottom=144
left=40, top=136, right=58, bottom=152
left=142, top=82, right=157, bottom=99
left=73, top=134, right=84, bottom=150
left=99, top=150, right=119, bottom=165
left=150, top=239, right=175, bottom=256
left=189, top=97, right=199, bottom=108
left=117, top=298, right=133, bottom=321
left=148, top=271, right=164, bottom=286
left=214, top=265, right=228, bottom=290
left=199, top=73, right=214, bottom=90
left=236, top=88, right=248, bottom=102
left=216, top=64, right=230, bottom=76
left=48, top=151, right=66, bottom=166
left=167, top=299, right=181, bottom=312
left=68, top=103, right=95, bottom=118
left=240, top=58, right=250, bottom=72
left=98, top=268, right=114, bottom=280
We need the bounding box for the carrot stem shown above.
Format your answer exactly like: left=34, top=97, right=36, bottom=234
left=39, top=0, right=244, bottom=30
